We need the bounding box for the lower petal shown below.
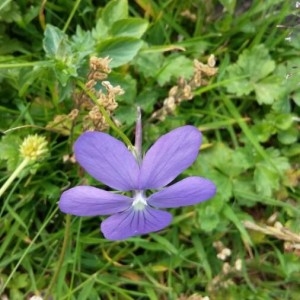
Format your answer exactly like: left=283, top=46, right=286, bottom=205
left=101, top=207, right=172, bottom=240
left=59, top=186, right=132, bottom=216
left=148, top=177, right=216, bottom=208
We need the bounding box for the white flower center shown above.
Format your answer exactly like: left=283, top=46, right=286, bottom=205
left=132, top=191, right=147, bottom=211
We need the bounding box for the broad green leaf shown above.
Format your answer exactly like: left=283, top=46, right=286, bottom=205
left=92, top=19, right=109, bottom=40
left=110, top=18, right=148, bottom=38
left=96, top=37, right=143, bottom=67
left=43, top=24, right=71, bottom=60
left=101, top=0, right=128, bottom=27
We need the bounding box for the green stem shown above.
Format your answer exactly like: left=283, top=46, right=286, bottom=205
left=63, top=0, right=82, bottom=33
left=0, top=158, right=30, bottom=198
left=45, top=214, right=71, bottom=299
left=76, top=80, right=133, bottom=148
left=0, top=61, right=51, bottom=69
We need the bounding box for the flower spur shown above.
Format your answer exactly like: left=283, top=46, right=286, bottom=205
left=59, top=114, right=216, bottom=240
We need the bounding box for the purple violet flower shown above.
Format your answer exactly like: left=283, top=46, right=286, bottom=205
left=59, top=114, right=216, bottom=240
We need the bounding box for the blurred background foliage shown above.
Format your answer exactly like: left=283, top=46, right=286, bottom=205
left=0, top=0, right=300, bottom=299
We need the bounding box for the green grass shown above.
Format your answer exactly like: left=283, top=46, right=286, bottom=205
left=0, top=0, right=300, bottom=299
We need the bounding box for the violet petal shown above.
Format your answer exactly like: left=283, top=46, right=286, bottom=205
left=139, top=126, right=201, bottom=189
left=148, top=177, right=216, bottom=208
left=101, top=207, right=172, bottom=240
left=59, top=186, right=132, bottom=216
left=74, top=132, right=139, bottom=191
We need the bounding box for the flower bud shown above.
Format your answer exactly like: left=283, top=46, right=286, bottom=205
left=19, top=134, right=48, bottom=161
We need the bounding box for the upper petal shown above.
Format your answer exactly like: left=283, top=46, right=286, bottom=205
left=59, top=186, right=132, bottom=216
left=74, top=131, right=139, bottom=191
left=101, top=207, right=172, bottom=240
left=139, top=126, right=201, bottom=189
left=148, top=177, right=216, bottom=208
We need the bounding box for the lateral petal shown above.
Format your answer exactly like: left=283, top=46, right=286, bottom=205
left=74, top=131, right=139, bottom=191
left=139, top=126, right=201, bottom=189
left=101, top=207, right=172, bottom=240
left=59, top=186, right=132, bottom=216
left=148, top=177, right=216, bottom=208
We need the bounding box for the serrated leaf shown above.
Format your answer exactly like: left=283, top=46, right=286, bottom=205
left=254, top=148, right=290, bottom=197
left=102, top=0, right=128, bottom=27
left=110, top=18, right=148, bottom=38
left=134, top=52, right=164, bottom=78
left=254, top=163, right=279, bottom=197
left=157, top=55, right=193, bottom=85
left=226, top=44, right=276, bottom=98
left=197, top=195, right=224, bottom=232
left=96, top=37, right=143, bottom=67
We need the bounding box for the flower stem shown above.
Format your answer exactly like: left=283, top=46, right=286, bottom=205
left=45, top=214, right=71, bottom=299
left=0, top=158, right=30, bottom=198
left=134, top=106, right=142, bottom=164
left=76, top=80, right=133, bottom=148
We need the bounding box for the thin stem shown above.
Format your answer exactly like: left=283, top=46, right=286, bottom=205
left=45, top=214, right=71, bottom=299
left=134, top=106, right=142, bottom=163
left=0, top=158, right=30, bottom=198
left=76, top=80, right=133, bottom=148
left=0, top=61, right=52, bottom=69
left=63, top=0, right=82, bottom=33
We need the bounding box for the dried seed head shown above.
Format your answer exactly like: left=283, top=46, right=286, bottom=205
left=234, top=258, right=242, bottom=271
left=20, top=134, right=48, bottom=161
left=217, top=248, right=232, bottom=261
left=90, top=56, right=112, bottom=73
left=207, top=54, right=216, bottom=67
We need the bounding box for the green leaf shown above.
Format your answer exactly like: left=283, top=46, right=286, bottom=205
left=254, top=77, right=282, bottom=105
left=273, top=113, right=293, bottom=130
left=226, top=44, right=276, bottom=99
left=0, top=134, right=21, bottom=171
left=96, top=37, right=143, bottom=67
left=43, top=24, right=71, bottom=60
left=277, top=127, right=299, bottom=145
left=197, top=195, right=224, bottom=232
left=102, top=0, right=128, bottom=27
left=110, top=18, right=148, bottom=38
left=254, top=148, right=290, bottom=197
left=157, top=55, right=193, bottom=85
left=205, top=143, right=252, bottom=177
left=254, top=163, right=279, bottom=197
left=292, top=91, right=300, bottom=107
left=134, top=52, right=164, bottom=78
left=223, top=204, right=252, bottom=245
